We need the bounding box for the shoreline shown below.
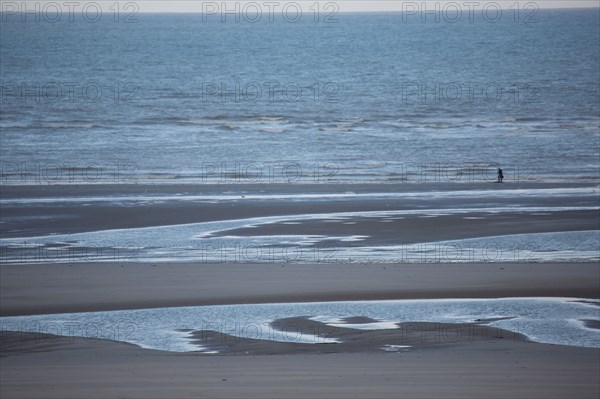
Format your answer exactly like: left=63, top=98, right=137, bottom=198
left=2, top=182, right=598, bottom=239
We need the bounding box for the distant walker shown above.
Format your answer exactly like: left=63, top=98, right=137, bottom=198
left=497, top=168, right=504, bottom=183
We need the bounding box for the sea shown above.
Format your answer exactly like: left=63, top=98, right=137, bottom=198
left=1, top=7, right=599, bottom=184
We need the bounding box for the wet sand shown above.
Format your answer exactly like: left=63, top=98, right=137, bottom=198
left=190, top=317, right=532, bottom=355
left=2, top=182, right=598, bottom=238
left=211, top=209, right=597, bottom=245
left=1, top=262, right=599, bottom=316
left=1, top=329, right=599, bottom=399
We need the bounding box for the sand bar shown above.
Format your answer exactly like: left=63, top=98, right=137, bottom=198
left=1, top=262, right=598, bottom=316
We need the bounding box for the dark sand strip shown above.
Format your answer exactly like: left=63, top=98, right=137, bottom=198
left=2, top=183, right=597, bottom=238
left=211, top=210, right=598, bottom=245
left=1, top=331, right=598, bottom=399
left=191, top=317, right=529, bottom=355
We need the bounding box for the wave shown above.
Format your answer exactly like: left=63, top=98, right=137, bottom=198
left=45, top=124, right=97, bottom=129
left=514, top=117, right=548, bottom=122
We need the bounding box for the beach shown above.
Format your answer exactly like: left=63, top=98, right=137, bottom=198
left=1, top=332, right=599, bottom=399
left=1, top=182, right=599, bottom=398
left=1, top=260, right=599, bottom=399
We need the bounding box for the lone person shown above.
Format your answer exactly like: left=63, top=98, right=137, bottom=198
left=497, top=167, right=504, bottom=183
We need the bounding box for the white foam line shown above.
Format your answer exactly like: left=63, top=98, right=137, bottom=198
left=1, top=187, right=598, bottom=205
left=381, top=345, right=412, bottom=352
left=353, top=230, right=599, bottom=249
left=310, top=316, right=400, bottom=330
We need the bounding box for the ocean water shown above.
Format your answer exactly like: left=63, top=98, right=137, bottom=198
left=1, top=298, right=599, bottom=352
left=1, top=9, right=599, bottom=184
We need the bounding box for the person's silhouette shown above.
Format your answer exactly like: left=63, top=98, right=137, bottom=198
left=497, top=168, right=504, bottom=183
